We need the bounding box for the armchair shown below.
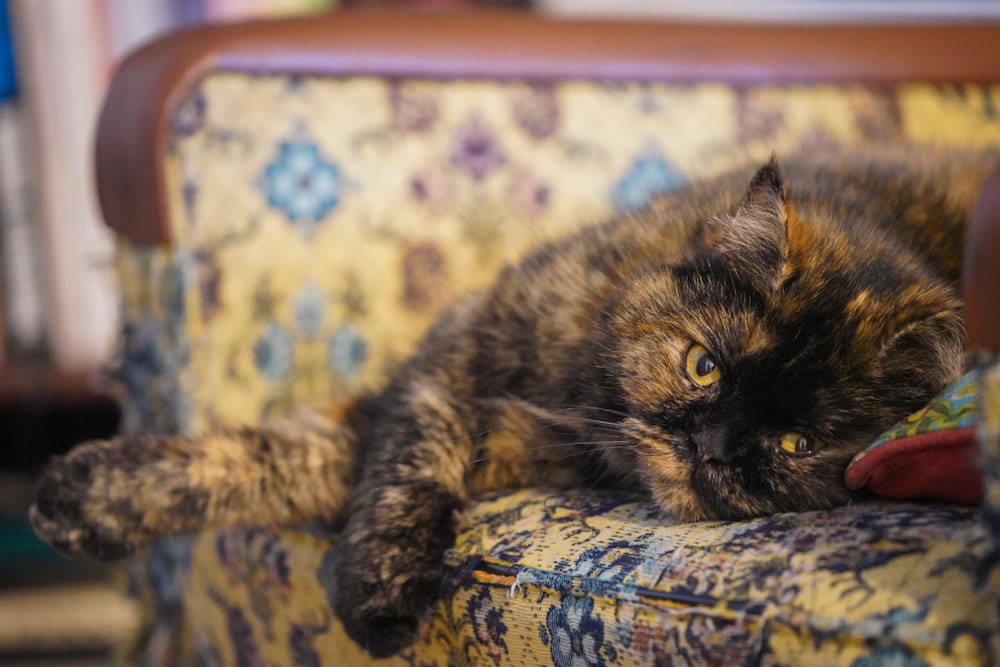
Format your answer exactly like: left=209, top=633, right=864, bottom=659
left=96, top=11, right=1000, bottom=665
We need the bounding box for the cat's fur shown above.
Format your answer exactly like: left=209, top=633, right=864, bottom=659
left=30, top=150, right=992, bottom=657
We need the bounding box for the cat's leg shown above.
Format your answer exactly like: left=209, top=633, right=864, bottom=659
left=29, top=401, right=369, bottom=560
left=333, top=369, right=482, bottom=657
left=332, top=389, right=599, bottom=657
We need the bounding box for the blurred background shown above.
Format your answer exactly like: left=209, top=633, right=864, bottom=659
left=1, top=0, right=998, bottom=664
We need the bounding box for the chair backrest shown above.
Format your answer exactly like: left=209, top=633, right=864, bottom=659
left=96, top=11, right=1000, bottom=437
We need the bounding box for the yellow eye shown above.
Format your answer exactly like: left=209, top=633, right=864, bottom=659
left=685, top=344, right=721, bottom=387
left=779, top=432, right=822, bottom=457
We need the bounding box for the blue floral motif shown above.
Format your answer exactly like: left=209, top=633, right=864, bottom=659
left=119, top=310, right=191, bottom=434
left=192, top=635, right=223, bottom=667
left=851, top=643, right=929, bottom=667
left=289, top=624, right=322, bottom=667
left=162, top=249, right=195, bottom=326
left=611, top=147, right=685, bottom=214
left=571, top=541, right=641, bottom=584
left=254, top=322, right=294, bottom=382
left=170, top=88, right=207, bottom=139
left=122, top=314, right=164, bottom=379
left=292, top=283, right=326, bottom=337
left=261, top=136, right=342, bottom=231
left=328, top=323, right=367, bottom=380
left=260, top=535, right=292, bottom=595
left=544, top=595, right=609, bottom=667
left=216, top=528, right=253, bottom=581
left=316, top=545, right=342, bottom=612
left=182, top=179, right=199, bottom=223
left=145, top=536, right=194, bottom=609
left=220, top=602, right=263, bottom=667
left=468, top=589, right=508, bottom=665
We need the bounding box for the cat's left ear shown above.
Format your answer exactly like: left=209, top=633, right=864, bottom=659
left=714, top=157, right=790, bottom=292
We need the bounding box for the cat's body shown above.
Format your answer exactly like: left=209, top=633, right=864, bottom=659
left=30, top=150, right=992, bottom=657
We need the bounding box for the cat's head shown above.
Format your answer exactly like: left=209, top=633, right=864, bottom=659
left=603, top=158, right=965, bottom=520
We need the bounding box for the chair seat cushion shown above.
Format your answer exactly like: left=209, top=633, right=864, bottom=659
left=131, top=489, right=993, bottom=666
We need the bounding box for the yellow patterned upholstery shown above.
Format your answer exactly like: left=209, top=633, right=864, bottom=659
left=117, top=78, right=1000, bottom=431
left=113, top=52, right=1000, bottom=666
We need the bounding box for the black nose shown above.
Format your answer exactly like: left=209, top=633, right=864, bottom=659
left=690, top=425, right=738, bottom=464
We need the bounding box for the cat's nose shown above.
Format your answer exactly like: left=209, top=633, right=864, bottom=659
left=690, top=426, right=737, bottom=464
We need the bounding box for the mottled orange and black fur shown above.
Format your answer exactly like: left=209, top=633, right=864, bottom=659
left=30, top=149, right=993, bottom=657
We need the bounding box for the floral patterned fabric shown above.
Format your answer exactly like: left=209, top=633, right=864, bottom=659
left=114, top=73, right=1000, bottom=665
left=843, top=372, right=981, bottom=504
left=852, top=372, right=979, bottom=452
left=127, top=492, right=993, bottom=666
left=978, top=350, right=1000, bottom=666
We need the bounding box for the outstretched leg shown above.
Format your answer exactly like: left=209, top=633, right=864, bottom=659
left=332, top=370, right=599, bottom=657
left=334, top=366, right=476, bottom=655
left=30, top=401, right=370, bottom=560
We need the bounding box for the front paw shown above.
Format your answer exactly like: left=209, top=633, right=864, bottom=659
left=334, top=552, right=446, bottom=658
left=30, top=440, right=143, bottom=561
left=333, top=487, right=461, bottom=657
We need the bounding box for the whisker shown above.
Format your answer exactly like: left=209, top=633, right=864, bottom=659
left=556, top=417, right=625, bottom=429
left=521, top=420, right=622, bottom=438
left=467, top=441, right=636, bottom=466
left=518, top=440, right=631, bottom=454
left=490, top=396, right=630, bottom=422
left=544, top=445, right=635, bottom=463
left=546, top=404, right=631, bottom=419
left=463, top=441, right=577, bottom=466
left=546, top=418, right=625, bottom=432
left=468, top=426, right=502, bottom=440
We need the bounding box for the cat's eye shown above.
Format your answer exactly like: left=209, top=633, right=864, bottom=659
left=778, top=432, right=822, bottom=457
left=685, top=344, right=721, bottom=387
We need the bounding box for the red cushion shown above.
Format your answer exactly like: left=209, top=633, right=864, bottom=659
left=843, top=372, right=981, bottom=504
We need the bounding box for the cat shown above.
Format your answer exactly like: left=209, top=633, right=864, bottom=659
left=30, top=149, right=993, bottom=658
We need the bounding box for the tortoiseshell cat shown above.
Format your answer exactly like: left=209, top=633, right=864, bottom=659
left=31, top=149, right=993, bottom=657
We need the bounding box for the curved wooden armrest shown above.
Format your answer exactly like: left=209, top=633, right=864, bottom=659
left=95, top=10, right=1000, bottom=245
left=966, top=165, right=1000, bottom=350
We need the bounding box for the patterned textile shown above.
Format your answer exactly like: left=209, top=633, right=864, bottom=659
left=118, top=78, right=1000, bottom=433
left=983, top=351, right=1000, bottom=544
left=127, top=493, right=993, bottom=666
left=844, top=372, right=980, bottom=504
left=854, top=372, right=979, bottom=450
left=114, top=75, right=1000, bottom=665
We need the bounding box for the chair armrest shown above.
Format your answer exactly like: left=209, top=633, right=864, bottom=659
left=95, top=10, right=1000, bottom=244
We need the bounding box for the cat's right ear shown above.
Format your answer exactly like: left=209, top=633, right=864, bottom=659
left=743, top=157, right=787, bottom=222
left=710, top=157, right=790, bottom=292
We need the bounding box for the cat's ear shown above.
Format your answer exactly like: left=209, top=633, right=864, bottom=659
left=711, top=157, right=789, bottom=292
left=742, top=157, right=787, bottom=227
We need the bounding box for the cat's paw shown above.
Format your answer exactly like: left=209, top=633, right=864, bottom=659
left=334, top=554, right=446, bottom=658
left=333, top=488, right=461, bottom=657
left=29, top=440, right=144, bottom=561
